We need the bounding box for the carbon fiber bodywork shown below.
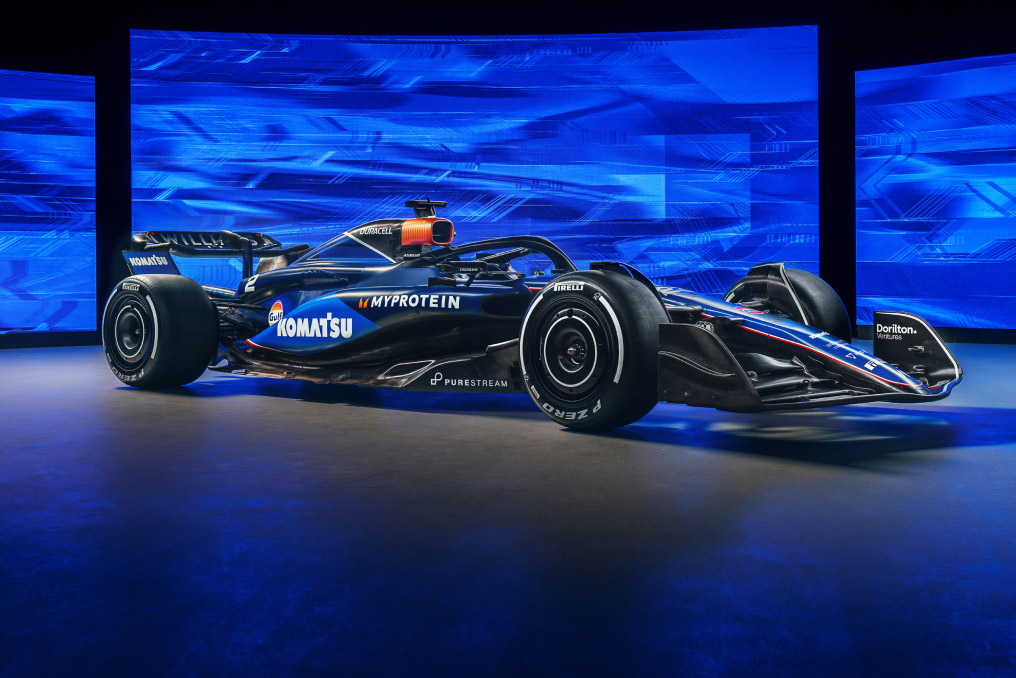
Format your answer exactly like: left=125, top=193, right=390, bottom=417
left=120, top=201, right=962, bottom=413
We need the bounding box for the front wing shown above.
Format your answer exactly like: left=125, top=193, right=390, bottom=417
left=657, top=311, right=961, bottom=412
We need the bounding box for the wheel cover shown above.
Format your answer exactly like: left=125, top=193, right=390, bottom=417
left=114, top=304, right=146, bottom=360
left=105, top=294, right=153, bottom=373
left=527, top=298, right=614, bottom=405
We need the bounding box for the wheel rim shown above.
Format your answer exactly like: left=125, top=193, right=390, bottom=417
left=531, top=302, right=612, bottom=403
left=105, top=293, right=153, bottom=372
left=114, top=304, right=147, bottom=360
left=542, top=312, right=600, bottom=392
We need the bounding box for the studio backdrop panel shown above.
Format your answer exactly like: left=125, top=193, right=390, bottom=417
left=856, top=53, right=1016, bottom=330
left=131, top=27, right=817, bottom=293
left=0, top=69, right=95, bottom=333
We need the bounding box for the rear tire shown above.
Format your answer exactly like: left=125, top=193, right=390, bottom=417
left=102, top=275, right=217, bottom=388
left=520, top=270, right=668, bottom=430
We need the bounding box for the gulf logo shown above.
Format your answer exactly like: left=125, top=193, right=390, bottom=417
left=269, top=301, right=284, bottom=325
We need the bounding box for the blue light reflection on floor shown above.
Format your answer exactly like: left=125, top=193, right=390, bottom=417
left=1, top=343, right=1014, bottom=674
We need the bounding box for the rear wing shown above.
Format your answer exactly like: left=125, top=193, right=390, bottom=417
left=124, top=230, right=308, bottom=278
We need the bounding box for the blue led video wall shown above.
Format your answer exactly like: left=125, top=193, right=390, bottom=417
left=131, top=27, right=818, bottom=293
left=0, top=69, right=95, bottom=333
left=856, top=53, right=1016, bottom=330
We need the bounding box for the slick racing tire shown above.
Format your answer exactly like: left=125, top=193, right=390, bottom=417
left=727, top=268, right=852, bottom=341
left=102, top=274, right=217, bottom=388
left=520, top=270, right=668, bottom=430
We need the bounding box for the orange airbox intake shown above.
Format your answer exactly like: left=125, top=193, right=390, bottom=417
left=401, top=218, right=454, bottom=246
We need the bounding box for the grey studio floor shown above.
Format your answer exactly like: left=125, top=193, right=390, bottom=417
left=1, top=342, right=1014, bottom=676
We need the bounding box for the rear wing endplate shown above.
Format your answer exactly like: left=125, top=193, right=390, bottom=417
left=123, top=250, right=181, bottom=275
left=123, top=230, right=308, bottom=278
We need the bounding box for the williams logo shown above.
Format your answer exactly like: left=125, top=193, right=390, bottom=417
left=268, top=301, right=284, bottom=325
left=876, top=322, right=918, bottom=341
left=358, top=294, right=460, bottom=310
left=276, top=313, right=352, bottom=339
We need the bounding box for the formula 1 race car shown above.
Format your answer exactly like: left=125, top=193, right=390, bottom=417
left=103, top=199, right=962, bottom=429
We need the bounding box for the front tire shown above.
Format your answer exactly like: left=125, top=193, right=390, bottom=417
left=520, top=270, right=668, bottom=430
left=725, top=266, right=852, bottom=341
left=781, top=268, right=852, bottom=341
left=102, top=275, right=217, bottom=388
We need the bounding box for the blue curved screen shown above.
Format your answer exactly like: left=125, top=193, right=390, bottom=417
left=0, top=69, right=95, bottom=333
left=856, top=53, right=1016, bottom=330
left=131, top=27, right=818, bottom=293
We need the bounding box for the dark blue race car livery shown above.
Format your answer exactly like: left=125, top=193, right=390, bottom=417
left=103, top=199, right=962, bottom=429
